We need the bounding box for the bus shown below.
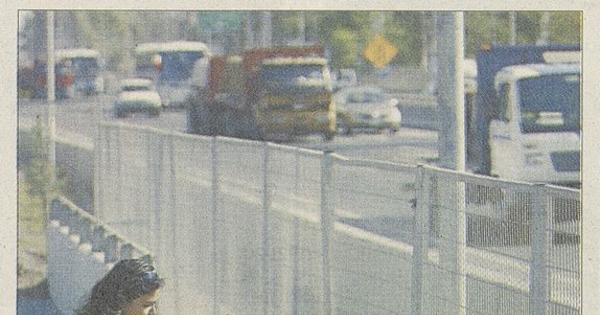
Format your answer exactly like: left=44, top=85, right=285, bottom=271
left=55, top=48, right=104, bottom=95
left=31, top=58, right=74, bottom=100
left=134, top=41, right=211, bottom=108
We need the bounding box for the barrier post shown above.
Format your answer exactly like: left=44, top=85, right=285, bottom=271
left=261, top=141, right=272, bottom=314
left=411, top=165, right=430, bottom=315
left=210, top=136, right=219, bottom=315
left=530, top=184, right=550, bottom=315
left=438, top=172, right=467, bottom=315
left=320, top=151, right=334, bottom=315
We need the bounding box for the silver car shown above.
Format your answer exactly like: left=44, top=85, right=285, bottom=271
left=113, top=78, right=162, bottom=118
left=334, top=86, right=401, bottom=135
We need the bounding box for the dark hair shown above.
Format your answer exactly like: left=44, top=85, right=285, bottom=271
left=76, top=259, right=165, bottom=315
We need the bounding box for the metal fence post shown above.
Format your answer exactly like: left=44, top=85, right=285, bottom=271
left=115, top=126, right=123, bottom=223
left=438, top=172, right=467, bottom=315
left=292, top=216, right=300, bottom=315
left=530, top=184, right=550, bottom=315
left=262, top=141, right=272, bottom=314
left=152, top=133, right=164, bottom=260
left=167, top=134, right=180, bottom=315
left=457, top=178, right=467, bottom=315
left=210, top=136, right=219, bottom=315
left=411, top=165, right=430, bottom=315
left=320, top=151, right=334, bottom=315
left=93, top=124, right=102, bottom=217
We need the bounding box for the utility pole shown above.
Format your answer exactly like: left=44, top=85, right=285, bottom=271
left=435, top=13, right=466, bottom=315
left=425, top=12, right=438, bottom=94
left=245, top=11, right=254, bottom=49
left=436, top=12, right=465, bottom=171
left=509, top=11, right=517, bottom=45
left=46, top=11, right=56, bottom=175
left=538, top=12, right=551, bottom=45
left=32, top=11, right=46, bottom=62
left=260, top=11, right=272, bottom=48
left=298, top=11, right=306, bottom=44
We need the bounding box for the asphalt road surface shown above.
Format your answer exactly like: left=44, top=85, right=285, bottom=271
left=18, top=94, right=439, bottom=165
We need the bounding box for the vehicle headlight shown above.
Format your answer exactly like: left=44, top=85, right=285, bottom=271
left=524, top=152, right=546, bottom=166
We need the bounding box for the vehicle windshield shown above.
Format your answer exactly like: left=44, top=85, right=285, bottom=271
left=346, top=90, right=385, bottom=103
left=159, top=51, right=204, bottom=82
left=260, top=64, right=332, bottom=93
left=518, top=73, right=580, bottom=133
left=70, top=57, right=99, bottom=77
left=122, top=85, right=151, bottom=92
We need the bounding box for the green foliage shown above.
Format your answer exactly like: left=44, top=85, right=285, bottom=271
left=18, top=179, right=47, bottom=257
left=312, top=11, right=579, bottom=68
left=549, top=11, right=581, bottom=44
left=21, top=10, right=581, bottom=71
left=516, top=12, right=543, bottom=43
left=329, top=28, right=359, bottom=68
left=465, top=12, right=502, bottom=56
left=272, top=12, right=301, bottom=44
left=387, top=11, right=423, bottom=66
left=465, top=12, right=580, bottom=56
left=19, top=120, right=61, bottom=212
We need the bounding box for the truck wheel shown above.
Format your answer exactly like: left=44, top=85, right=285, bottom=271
left=336, top=117, right=352, bottom=136
left=149, top=108, right=161, bottom=117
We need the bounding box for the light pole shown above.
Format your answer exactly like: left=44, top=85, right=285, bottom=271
left=509, top=11, right=517, bottom=45
left=46, top=10, right=56, bottom=177
left=436, top=11, right=465, bottom=172
left=434, top=11, right=466, bottom=315
left=260, top=11, right=272, bottom=48
left=245, top=11, right=254, bottom=49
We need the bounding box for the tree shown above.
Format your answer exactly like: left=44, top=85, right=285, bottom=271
left=20, top=119, right=62, bottom=223
left=329, top=28, right=359, bottom=69
left=387, top=11, right=423, bottom=66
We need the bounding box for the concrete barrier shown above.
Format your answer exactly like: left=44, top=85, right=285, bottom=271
left=47, top=197, right=154, bottom=315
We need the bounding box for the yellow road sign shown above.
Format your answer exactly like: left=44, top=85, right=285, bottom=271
left=363, top=34, right=398, bottom=68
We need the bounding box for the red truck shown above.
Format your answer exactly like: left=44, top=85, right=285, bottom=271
left=186, top=45, right=336, bottom=141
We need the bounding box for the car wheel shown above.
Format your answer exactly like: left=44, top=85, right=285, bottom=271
left=336, top=117, right=353, bottom=136
left=149, top=108, right=161, bottom=117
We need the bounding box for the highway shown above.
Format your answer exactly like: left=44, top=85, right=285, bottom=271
left=17, top=93, right=580, bottom=314
left=17, top=92, right=439, bottom=166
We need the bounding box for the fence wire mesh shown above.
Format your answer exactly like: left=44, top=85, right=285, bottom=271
left=94, top=122, right=581, bottom=315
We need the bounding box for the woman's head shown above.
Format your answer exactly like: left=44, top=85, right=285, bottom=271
left=77, top=259, right=164, bottom=315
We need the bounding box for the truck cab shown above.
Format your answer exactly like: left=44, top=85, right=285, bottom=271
left=255, top=57, right=336, bottom=140
left=488, top=62, right=580, bottom=187
left=468, top=44, right=581, bottom=188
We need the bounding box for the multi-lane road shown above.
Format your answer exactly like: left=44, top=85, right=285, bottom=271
left=18, top=93, right=439, bottom=166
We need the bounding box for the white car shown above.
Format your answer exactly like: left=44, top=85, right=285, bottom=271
left=334, top=86, right=402, bottom=135
left=113, top=78, right=162, bottom=118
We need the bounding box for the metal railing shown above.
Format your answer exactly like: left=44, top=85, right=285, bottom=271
left=89, top=122, right=581, bottom=315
